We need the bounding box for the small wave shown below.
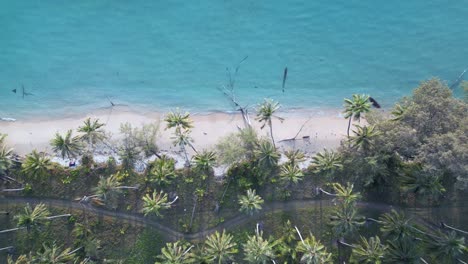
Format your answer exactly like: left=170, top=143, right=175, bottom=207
left=1, top=117, right=16, bottom=122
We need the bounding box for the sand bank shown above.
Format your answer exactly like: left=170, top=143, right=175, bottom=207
left=0, top=106, right=347, bottom=156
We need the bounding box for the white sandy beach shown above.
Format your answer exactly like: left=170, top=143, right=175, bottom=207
left=0, top=106, right=347, bottom=157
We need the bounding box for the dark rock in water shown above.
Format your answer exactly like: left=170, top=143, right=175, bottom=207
left=12, top=89, right=16, bottom=93
left=369, top=97, right=381, bottom=108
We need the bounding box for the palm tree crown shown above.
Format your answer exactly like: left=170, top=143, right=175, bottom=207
left=21, top=150, right=52, bottom=180
left=204, top=230, right=238, bottom=264
left=280, top=164, right=304, bottom=185
left=243, top=229, right=277, bottom=264
left=192, top=150, right=217, bottom=172
left=256, top=98, right=283, bottom=148
left=255, top=140, right=280, bottom=168
left=50, top=129, right=82, bottom=159
left=350, top=236, right=387, bottom=264
left=141, top=190, right=177, bottom=217
left=165, top=110, right=193, bottom=134
left=14, top=203, right=50, bottom=229
left=77, top=118, right=106, bottom=149
left=239, top=189, right=264, bottom=215
left=156, top=241, right=194, bottom=264
left=311, top=149, right=343, bottom=179
left=349, top=125, right=381, bottom=152
left=343, top=94, right=371, bottom=136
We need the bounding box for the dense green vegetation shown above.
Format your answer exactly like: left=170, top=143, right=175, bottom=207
left=0, top=78, right=467, bottom=263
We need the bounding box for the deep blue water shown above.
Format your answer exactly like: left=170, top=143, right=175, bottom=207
left=0, top=0, right=467, bottom=119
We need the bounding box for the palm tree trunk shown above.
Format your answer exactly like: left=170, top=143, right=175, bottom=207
left=45, top=214, right=71, bottom=220
left=189, top=195, right=198, bottom=230
left=0, top=246, right=14, bottom=252
left=347, top=116, right=352, bottom=137
left=0, top=226, right=26, bottom=234
left=181, top=144, right=190, bottom=167
left=440, top=222, right=468, bottom=235
left=269, top=120, right=275, bottom=148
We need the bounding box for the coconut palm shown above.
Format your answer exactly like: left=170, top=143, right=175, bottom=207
left=0, top=145, right=13, bottom=176
left=32, top=243, right=78, bottom=264
left=165, top=110, right=193, bottom=134
left=295, top=227, right=332, bottom=264
left=192, top=150, right=217, bottom=172
left=386, top=237, right=422, bottom=264
left=77, top=118, right=106, bottom=150
left=171, top=129, right=195, bottom=166
left=280, top=164, right=304, bottom=185
left=343, top=94, right=371, bottom=137
left=256, top=98, right=283, bottom=148
left=284, top=149, right=306, bottom=166
left=329, top=204, right=364, bottom=237
left=156, top=241, right=194, bottom=264
left=239, top=189, right=264, bottom=215
left=92, top=174, right=137, bottom=202
left=141, top=190, right=178, bottom=217
left=318, top=183, right=361, bottom=207
left=427, top=231, right=466, bottom=262
left=204, top=230, right=237, bottom=264
left=350, top=236, right=387, bottom=264
left=349, top=125, right=381, bottom=152
left=148, top=156, right=176, bottom=186
left=391, top=104, right=408, bottom=121
left=311, top=149, right=343, bottom=179
left=254, top=140, right=280, bottom=168
left=21, top=150, right=52, bottom=180
left=50, top=129, right=82, bottom=159
left=7, top=255, right=31, bottom=264
left=243, top=227, right=277, bottom=264
left=400, top=172, right=446, bottom=204
left=378, top=210, right=415, bottom=240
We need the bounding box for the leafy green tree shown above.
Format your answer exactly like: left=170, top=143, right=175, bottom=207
left=243, top=227, right=277, bottom=264
left=50, top=129, right=82, bottom=159
left=254, top=140, right=280, bottom=168
left=350, top=236, right=387, bottom=264
left=295, top=227, right=332, bottom=264
left=279, top=164, right=304, bottom=185
left=21, top=150, right=52, bottom=180
left=349, top=125, right=381, bottom=152
left=256, top=98, right=283, bottom=148
left=156, top=241, right=194, bottom=264
left=77, top=118, right=106, bottom=150
left=204, top=230, right=237, bottom=264
left=141, top=190, right=178, bottom=217
left=343, top=94, right=371, bottom=137
left=311, top=149, right=343, bottom=180
left=148, top=156, right=176, bottom=186
left=239, top=189, right=264, bottom=215
left=192, top=150, right=217, bottom=172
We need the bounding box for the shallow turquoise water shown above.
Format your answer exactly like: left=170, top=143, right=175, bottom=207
left=0, top=1, right=467, bottom=119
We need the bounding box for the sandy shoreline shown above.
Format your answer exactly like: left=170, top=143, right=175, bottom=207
left=0, top=106, right=347, bottom=156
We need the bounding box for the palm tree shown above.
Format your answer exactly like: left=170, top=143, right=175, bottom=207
left=165, top=110, right=193, bottom=134
left=50, top=129, right=82, bottom=159
left=284, top=149, right=305, bottom=167
left=318, top=183, right=361, bottom=207
left=0, top=145, right=13, bottom=176
left=204, top=230, right=238, bottom=264
left=386, top=237, right=422, bottom=264
left=377, top=210, right=415, bottom=240
left=7, top=255, right=31, bottom=264
left=343, top=94, right=371, bottom=137
left=256, top=98, right=283, bottom=148
left=427, top=231, right=466, bottom=263
left=239, top=189, right=264, bottom=215
left=243, top=226, right=277, bottom=264
left=141, top=190, right=178, bottom=217
left=156, top=241, right=194, bottom=264
left=192, top=150, right=217, bottom=172
left=329, top=204, right=364, bottom=238
left=171, top=129, right=195, bottom=166
left=350, top=236, right=387, bottom=264
left=391, top=104, right=408, bottom=121
left=92, top=174, right=137, bottom=202
left=349, top=125, right=381, bottom=152
left=279, top=164, right=304, bottom=185
left=295, top=227, right=332, bottom=264
left=254, top=140, right=280, bottom=168
left=77, top=118, right=106, bottom=151
left=1, top=203, right=70, bottom=234
left=21, top=150, right=52, bottom=180
left=400, top=172, right=445, bottom=204
left=148, top=156, right=176, bottom=186
left=311, top=149, right=343, bottom=180
left=32, top=243, right=78, bottom=264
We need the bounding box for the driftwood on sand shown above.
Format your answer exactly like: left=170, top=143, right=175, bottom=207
left=278, top=118, right=311, bottom=143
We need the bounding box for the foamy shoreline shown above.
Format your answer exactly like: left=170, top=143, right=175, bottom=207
left=0, top=106, right=348, bottom=156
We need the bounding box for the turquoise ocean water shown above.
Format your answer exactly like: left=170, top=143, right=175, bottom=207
left=0, top=1, right=467, bottom=119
